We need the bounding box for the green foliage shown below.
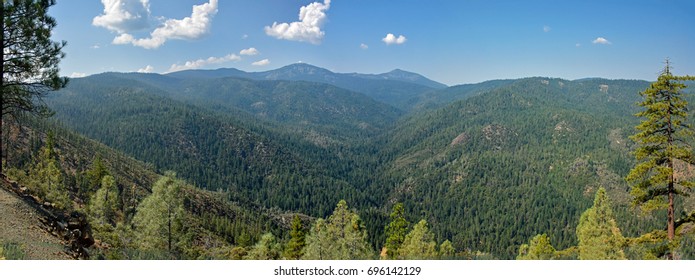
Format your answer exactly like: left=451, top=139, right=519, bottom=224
left=228, top=246, right=248, bottom=260
left=439, top=239, right=455, bottom=259
left=398, top=220, right=438, bottom=260
left=1, top=242, right=26, bottom=260
left=245, top=233, right=281, bottom=260
left=284, top=215, right=306, bottom=260
left=84, top=155, right=109, bottom=197
left=383, top=203, right=409, bottom=259
left=303, top=200, right=373, bottom=260
left=132, top=173, right=185, bottom=257
left=88, top=175, right=119, bottom=228
left=517, top=234, right=556, bottom=260
left=26, top=135, right=70, bottom=209
left=576, top=187, right=626, bottom=259
left=626, top=62, right=694, bottom=247
left=1, top=0, right=68, bottom=123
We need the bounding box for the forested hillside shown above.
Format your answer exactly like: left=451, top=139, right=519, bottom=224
left=4, top=65, right=694, bottom=259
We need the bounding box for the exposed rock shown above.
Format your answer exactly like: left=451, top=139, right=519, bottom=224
left=450, top=132, right=468, bottom=146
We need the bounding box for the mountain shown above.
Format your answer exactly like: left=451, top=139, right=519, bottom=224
left=166, top=63, right=445, bottom=109
left=1, top=118, right=289, bottom=259
left=43, top=74, right=386, bottom=220
left=377, top=77, right=695, bottom=258
left=7, top=64, right=694, bottom=259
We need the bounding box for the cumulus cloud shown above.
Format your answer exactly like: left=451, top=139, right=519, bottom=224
left=543, top=25, right=551, bottom=32
left=252, top=59, right=270, bottom=66
left=360, top=43, right=368, bottom=50
left=69, top=72, right=87, bottom=78
left=264, top=0, right=331, bottom=44
left=592, top=37, right=611, bottom=45
left=240, top=47, right=259, bottom=56
left=106, top=0, right=218, bottom=49
left=93, top=0, right=151, bottom=33
left=167, top=53, right=241, bottom=72
left=382, top=33, right=407, bottom=45
left=137, top=65, right=155, bottom=73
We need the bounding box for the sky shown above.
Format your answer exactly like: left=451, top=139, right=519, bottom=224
left=49, top=0, right=695, bottom=85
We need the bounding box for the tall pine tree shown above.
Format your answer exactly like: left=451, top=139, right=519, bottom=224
left=284, top=215, right=306, bottom=259
left=383, top=203, right=409, bottom=259
left=626, top=61, right=694, bottom=255
left=132, top=173, right=185, bottom=258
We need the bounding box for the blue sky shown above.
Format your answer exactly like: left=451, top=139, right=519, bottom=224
left=50, top=0, right=694, bottom=85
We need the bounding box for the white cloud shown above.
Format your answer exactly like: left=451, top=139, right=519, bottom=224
left=69, top=72, right=87, bottom=78
left=110, top=0, right=218, bottom=49
left=543, top=25, right=551, bottom=32
left=240, top=47, right=259, bottom=56
left=382, top=33, right=407, bottom=45
left=264, top=0, right=331, bottom=44
left=592, top=37, right=611, bottom=45
left=576, top=43, right=581, bottom=47
left=137, top=65, right=155, bottom=73
left=242, top=34, right=249, bottom=39
left=252, top=59, right=270, bottom=66
left=167, top=53, right=241, bottom=72
left=360, top=43, right=368, bottom=50
left=93, top=0, right=151, bottom=33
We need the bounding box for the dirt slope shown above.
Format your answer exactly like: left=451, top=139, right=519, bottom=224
left=0, top=185, right=71, bottom=260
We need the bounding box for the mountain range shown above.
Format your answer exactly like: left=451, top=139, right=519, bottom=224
left=3, top=63, right=694, bottom=259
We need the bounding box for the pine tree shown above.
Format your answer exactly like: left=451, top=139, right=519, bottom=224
left=85, top=155, right=109, bottom=195
left=27, top=133, right=69, bottom=209
left=576, top=187, right=626, bottom=260
left=517, top=234, right=556, bottom=260
left=439, top=239, right=455, bottom=259
left=88, top=175, right=119, bottom=227
left=383, top=202, right=409, bottom=259
left=284, top=215, right=306, bottom=259
left=245, top=232, right=281, bottom=260
left=302, top=200, right=373, bottom=260
left=303, top=218, right=329, bottom=260
left=132, top=173, right=185, bottom=257
left=398, top=219, right=438, bottom=260
left=1, top=0, right=68, bottom=125
left=626, top=61, right=694, bottom=251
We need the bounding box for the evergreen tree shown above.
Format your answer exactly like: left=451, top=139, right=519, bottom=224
left=132, top=173, right=185, bottom=257
left=398, top=219, right=438, bottom=260
left=517, top=234, right=556, bottom=260
left=439, top=239, right=455, bottom=259
left=626, top=61, right=694, bottom=249
left=284, top=215, right=306, bottom=260
left=27, top=133, right=69, bottom=209
left=1, top=0, right=68, bottom=125
left=88, top=175, right=119, bottom=227
left=245, top=232, right=281, bottom=260
left=303, top=218, right=329, bottom=260
left=85, top=155, right=109, bottom=195
left=576, top=187, right=626, bottom=260
left=303, top=200, right=373, bottom=260
left=439, top=239, right=456, bottom=259
left=383, top=203, right=409, bottom=259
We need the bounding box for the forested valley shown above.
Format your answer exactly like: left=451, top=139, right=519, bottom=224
left=3, top=63, right=694, bottom=260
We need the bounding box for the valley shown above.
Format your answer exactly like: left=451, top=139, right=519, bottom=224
left=4, top=64, right=693, bottom=259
